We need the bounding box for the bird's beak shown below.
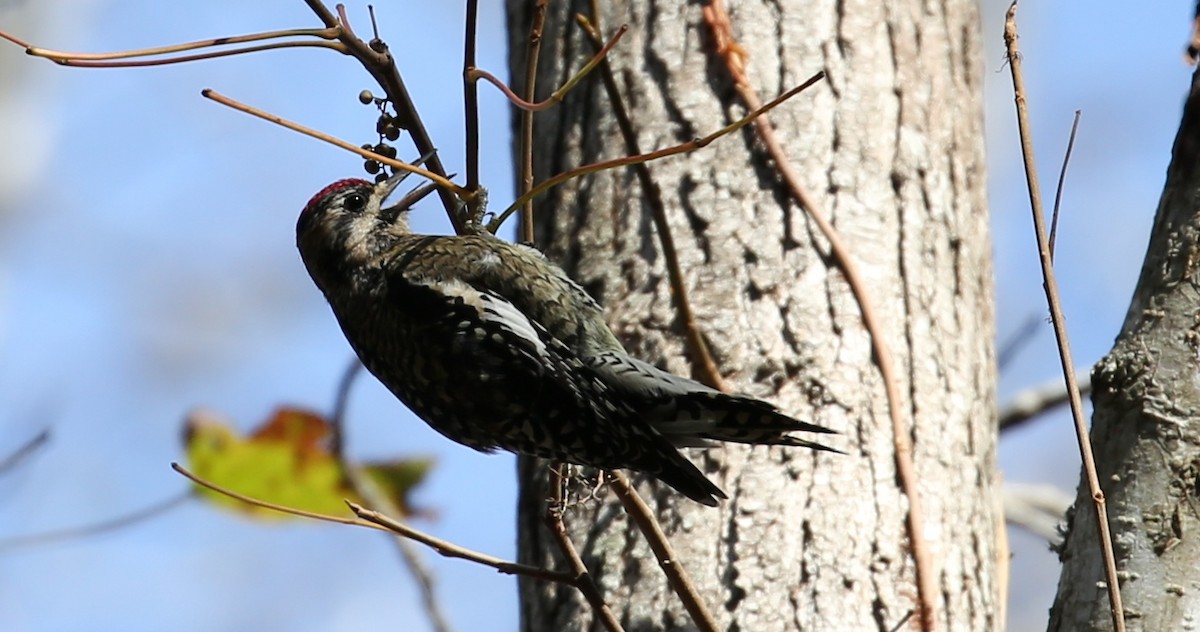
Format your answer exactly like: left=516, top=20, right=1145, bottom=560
left=376, top=150, right=439, bottom=215
left=375, top=169, right=412, bottom=205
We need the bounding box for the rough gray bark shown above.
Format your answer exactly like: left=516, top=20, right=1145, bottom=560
left=1049, top=69, right=1200, bottom=631
left=505, top=2, right=996, bottom=630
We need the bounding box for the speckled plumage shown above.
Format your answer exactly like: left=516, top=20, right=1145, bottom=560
left=296, top=173, right=838, bottom=505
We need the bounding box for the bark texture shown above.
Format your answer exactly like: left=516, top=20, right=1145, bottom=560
left=1049, top=69, right=1200, bottom=631
left=505, top=2, right=996, bottom=630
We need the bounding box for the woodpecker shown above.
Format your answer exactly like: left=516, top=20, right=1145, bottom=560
left=296, top=170, right=839, bottom=506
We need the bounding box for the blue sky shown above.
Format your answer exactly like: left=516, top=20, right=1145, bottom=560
left=0, top=1, right=1191, bottom=630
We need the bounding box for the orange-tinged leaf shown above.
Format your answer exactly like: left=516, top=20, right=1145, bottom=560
left=183, top=408, right=356, bottom=520
left=182, top=407, right=436, bottom=523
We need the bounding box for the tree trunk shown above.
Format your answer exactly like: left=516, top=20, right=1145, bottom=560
left=505, top=2, right=997, bottom=630
left=1048, top=68, right=1200, bottom=631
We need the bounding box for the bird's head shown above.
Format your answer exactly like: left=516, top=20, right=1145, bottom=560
left=296, top=171, right=416, bottom=289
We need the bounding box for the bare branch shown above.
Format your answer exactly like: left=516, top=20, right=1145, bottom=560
left=463, top=0, right=482, bottom=209
left=6, top=27, right=342, bottom=66
left=0, top=429, right=49, bottom=475
left=469, top=25, right=628, bottom=113
left=609, top=473, right=720, bottom=632
left=999, top=373, right=1092, bottom=433
left=1004, top=3, right=1125, bottom=629
left=323, top=360, right=452, bottom=632
left=517, top=1, right=549, bottom=244
left=490, top=71, right=824, bottom=232
left=302, top=0, right=464, bottom=230
left=350, top=503, right=580, bottom=585
left=0, top=491, right=189, bottom=551
left=997, top=312, right=1043, bottom=370
left=544, top=464, right=626, bottom=632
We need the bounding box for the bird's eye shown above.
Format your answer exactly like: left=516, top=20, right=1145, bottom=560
left=344, top=192, right=367, bottom=212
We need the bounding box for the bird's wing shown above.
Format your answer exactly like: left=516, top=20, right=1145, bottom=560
left=586, top=352, right=718, bottom=397
left=390, top=274, right=554, bottom=368
left=420, top=236, right=623, bottom=353
left=387, top=274, right=728, bottom=504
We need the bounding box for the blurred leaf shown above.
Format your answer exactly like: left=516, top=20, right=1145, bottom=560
left=183, top=407, right=354, bottom=520
left=183, top=406, right=435, bottom=522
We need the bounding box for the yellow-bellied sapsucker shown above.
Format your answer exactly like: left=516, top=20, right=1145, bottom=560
left=297, top=171, right=838, bottom=505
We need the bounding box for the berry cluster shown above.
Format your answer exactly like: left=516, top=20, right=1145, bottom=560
left=358, top=89, right=402, bottom=182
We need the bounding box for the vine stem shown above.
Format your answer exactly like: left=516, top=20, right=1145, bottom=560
left=702, top=2, right=937, bottom=628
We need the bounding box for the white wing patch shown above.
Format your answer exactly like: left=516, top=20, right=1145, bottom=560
left=430, top=279, right=548, bottom=358
left=477, top=291, right=548, bottom=357
left=474, top=250, right=502, bottom=268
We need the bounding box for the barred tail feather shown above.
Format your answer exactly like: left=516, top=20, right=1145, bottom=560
left=664, top=392, right=842, bottom=453
left=646, top=454, right=728, bottom=506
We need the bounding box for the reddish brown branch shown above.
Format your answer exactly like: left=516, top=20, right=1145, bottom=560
left=702, top=1, right=937, bottom=628
left=491, top=71, right=823, bottom=232
left=577, top=15, right=727, bottom=390
left=469, top=24, right=628, bottom=113
left=173, top=463, right=578, bottom=585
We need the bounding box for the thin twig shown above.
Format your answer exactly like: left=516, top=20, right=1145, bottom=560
left=610, top=473, right=720, bottom=632
left=491, top=71, right=824, bottom=232
left=200, top=89, right=468, bottom=199
left=463, top=0, right=483, bottom=223
left=996, top=312, right=1042, bottom=370
left=174, top=462, right=576, bottom=583
left=9, top=2, right=462, bottom=226
left=391, top=536, right=453, bottom=632
left=328, top=358, right=363, bottom=460
left=174, top=462, right=375, bottom=526
left=469, top=25, right=628, bottom=113
left=1049, top=110, right=1082, bottom=261
left=350, top=503, right=580, bottom=584
left=29, top=41, right=346, bottom=67
left=578, top=13, right=727, bottom=391
left=518, top=0, right=549, bottom=244
left=887, top=611, right=916, bottom=632
left=702, top=2, right=937, bottom=628
left=0, top=429, right=49, bottom=475
left=0, top=491, right=189, bottom=551
left=303, top=0, right=463, bottom=230
left=515, top=13, right=622, bottom=628
left=1003, top=4, right=1125, bottom=630
left=16, top=27, right=339, bottom=63
left=1002, top=482, right=1072, bottom=544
